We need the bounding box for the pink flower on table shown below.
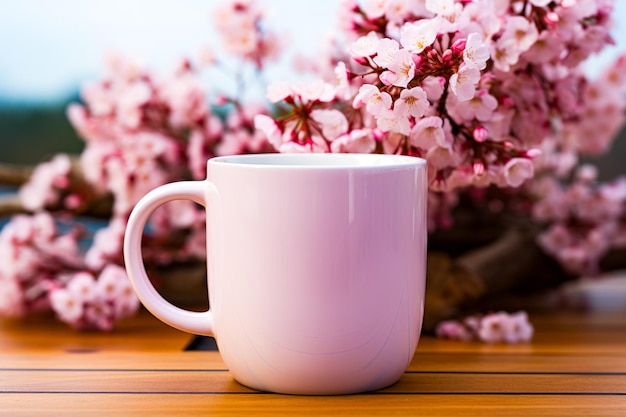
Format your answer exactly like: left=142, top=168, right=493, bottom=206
left=503, top=311, right=534, bottom=343
left=449, top=64, right=481, bottom=101
left=400, top=19, right=438, bottom=53
left=476, top=311, right=510, bottom=343
left=435, top=320, right=473, bottom=341
left=394, top=87, right=429, bottom=118
left=435, top=311, right=534, bottom=344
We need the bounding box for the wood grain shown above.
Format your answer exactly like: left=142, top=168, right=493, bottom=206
left=1, top=309, right=626, bottom=416
left=2, top=394, right=626, bottom=417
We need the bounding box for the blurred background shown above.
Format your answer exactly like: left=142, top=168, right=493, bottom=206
left=0, top=0, right=625, bottom=174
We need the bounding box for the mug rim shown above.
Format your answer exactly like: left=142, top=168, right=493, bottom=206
left=208, top=153, right=426, bottom=169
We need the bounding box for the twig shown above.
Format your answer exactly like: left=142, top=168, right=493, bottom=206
left=0, top=194, right=25, bottom=217
left=0, top=163, right=34, bottom=186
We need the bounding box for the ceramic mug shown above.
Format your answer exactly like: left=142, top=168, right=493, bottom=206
left=123, top=153, right=428, bottom=395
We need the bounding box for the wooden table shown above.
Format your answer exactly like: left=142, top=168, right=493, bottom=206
left=1, top=309, right=625, bottom=416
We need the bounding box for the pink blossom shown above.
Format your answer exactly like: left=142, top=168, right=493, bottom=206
left=351, top=31, right=380, bottom=57
left=0, top=278, right=25, bottom=318
left=292, top=80, right=335, bottom=103
left=421, top=76, right=445, bottom=101
left=477, top=312, right=510, bottom=343
left=435, top=311, right=534, bottom=344
left=19, top=154, right=72, bottom=211
left=410, top=116, right=447, bottom=149
left=331, top=129, right=376, bottom=153
left=491, top=38, right=521, bottom=72
left=426, top=145, right=460, bottom=169
left=503, top=311, right=534, bottom=343
left=426, top=0, right=455, bottom=16
left=463, top=33, right=490, bottom=70
left=66, top=272, right=96, bottom=303
left=375, top=109, right=411, bottom=135
left=394, top=87, right=429, bottom=118
left=385, top=48, right=415, bottom=88
left=435, top=320, right=473, bottom=341
left=373, top=38, right=400, bottom=68
left=453, top=90, right=498, bottom=121
left=254, top=114, right=283, bottom=149
left=502, top=158, right=534, bottom=187
left=449, top=64, right=480, bottom=101
left=360, top=0, right=388, bottom=19
left=85, top=217, right=126, bottom=270
left=266, top=81, right=293, bottom=103
left=501, top=15, right=539, bottom=53
left=400, top=19, right=438, bottom=53
left=311, top=109, right=349, bottom=141
left=50, top=289, right=83, bottom=324
left=353, top=84, right=392, bottom=115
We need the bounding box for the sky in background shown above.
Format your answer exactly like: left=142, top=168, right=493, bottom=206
left=0, top=0, right=625, bottom=102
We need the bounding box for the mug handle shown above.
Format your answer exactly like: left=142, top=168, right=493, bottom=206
left=123, top=180, right=218, bottom=336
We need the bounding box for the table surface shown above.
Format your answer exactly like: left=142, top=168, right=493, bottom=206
left=1, top=308, right=626, bottom=416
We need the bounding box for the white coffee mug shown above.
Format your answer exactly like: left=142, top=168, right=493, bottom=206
left=124, top=153, right=428, bottom=395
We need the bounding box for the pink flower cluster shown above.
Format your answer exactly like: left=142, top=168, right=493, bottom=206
left=3, top=0, right=626, bottom=330
left=49, top=265, right=139, bottom=331
left=0, top=212, right=139, bottom=330
left=435, top=310, right=534, bottom=344
left=254, top=0, right=624, bottom=232
left=212, top=0, right=282, bottom=69
left=533, top=168, right=626, bottom=275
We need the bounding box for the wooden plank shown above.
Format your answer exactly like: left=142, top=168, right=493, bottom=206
left=2, top=370, right=626, bottom=395
left=0, top=352, right=227, bottom=371
left=1, top=394, right=626, bottom=417
left=0, top=310, right=192, bottom=352
left=2, top=350, right=626, bottom=374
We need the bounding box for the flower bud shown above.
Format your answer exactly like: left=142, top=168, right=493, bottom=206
left=451, top=38, right=466, bottom=54
left=473, top=126, right=488, bottom=142
left=524, top=148, right=542, bottom=158
left=473, top=160, right=485, bottom=176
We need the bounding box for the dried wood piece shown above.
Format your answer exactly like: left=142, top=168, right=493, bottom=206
left=0, top=162, right=33, bottom=186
